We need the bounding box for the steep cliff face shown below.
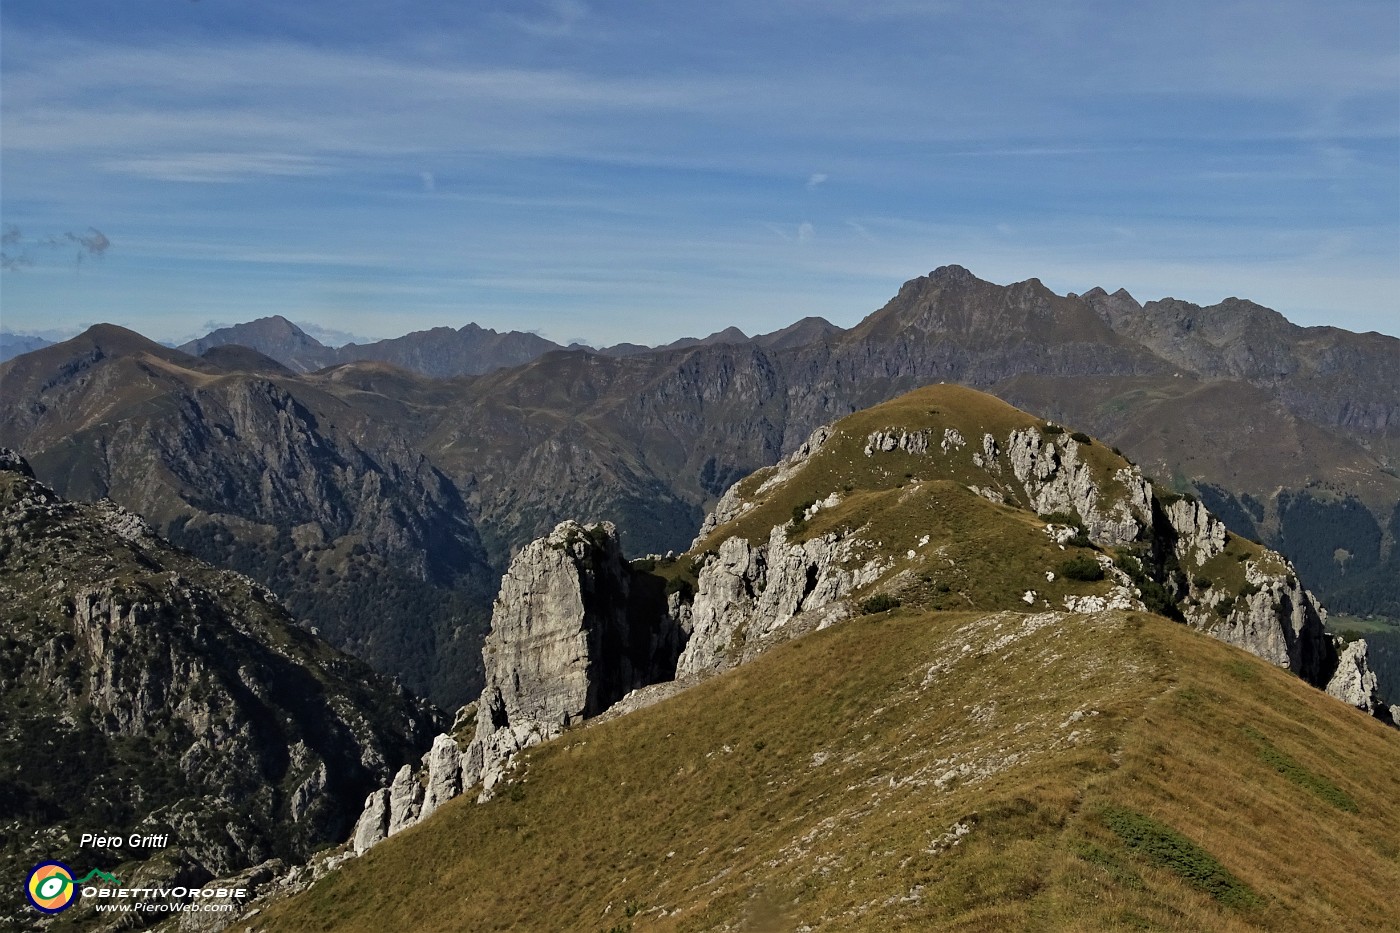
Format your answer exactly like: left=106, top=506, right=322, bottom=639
left=0, top=330, right=494, bottom=708
left=0, top=450, right=441, bottom=926
left=352, top=521, right=684, bottom=851
left=467, top=520, right=684, bottom=791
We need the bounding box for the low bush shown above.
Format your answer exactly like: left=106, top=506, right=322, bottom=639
left=1101, top=807, right=1260, bottom=908
left=860, top=594, right=901, bottom=614
left=1060, top=555, right=1105, bottom=582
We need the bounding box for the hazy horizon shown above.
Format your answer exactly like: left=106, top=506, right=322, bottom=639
left=4, top=263, right=1399, bottom=349
left=3, top=2, right=1396, bottom=346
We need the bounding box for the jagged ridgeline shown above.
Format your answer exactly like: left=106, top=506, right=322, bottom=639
left=253, top=422, right=1400, bottom=933
left=0, top=450, right=442, bottom=930
left=639, top=384, right=1385, bottom=710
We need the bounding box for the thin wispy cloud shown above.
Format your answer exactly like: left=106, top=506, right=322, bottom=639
left=507, top=0, right=592, bottom=39
left=0, top=2, right=1393, bottom=342
left=101, top=152, right=329, bottom=183
left=1, top=225, right=110, bottom=271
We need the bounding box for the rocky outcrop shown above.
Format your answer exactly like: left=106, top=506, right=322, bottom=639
left=352, top=520, right=686, bottom=849
left=1185, top=558, right=1336, bottom=687
left=465, top=520, right=684, bottom=794
left=0, top=450, right=441, bottom=914
left=864, top=428, right=930, bottom=456
left=351, top=760, right=431, bottom=855
left=1162, top=497, right=1228, bottom=567
left=677, top=525, right=884, bottom=678
left=1325, top=639, right=1392, bottom=721
left=985, top=429, right=1352, bottom=702
left=351, top=788, right=391, bottom=855
left=420, top=733, right=466, bottom=819
left=1005, top=428, right=1151, bottom=546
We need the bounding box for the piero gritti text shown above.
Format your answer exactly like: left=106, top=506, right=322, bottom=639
left=80, top=832, right=170, bottom=849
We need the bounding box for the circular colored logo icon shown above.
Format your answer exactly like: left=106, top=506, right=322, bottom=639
left=26, top=862, right=77, bottom=914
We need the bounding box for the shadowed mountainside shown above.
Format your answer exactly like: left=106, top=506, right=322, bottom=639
left=0, top=450, right=442, bottom=931
left=3, top=266, right=1396, bottom=706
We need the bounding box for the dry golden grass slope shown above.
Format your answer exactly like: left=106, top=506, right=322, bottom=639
left=247, top=605, right=1400, bottom=933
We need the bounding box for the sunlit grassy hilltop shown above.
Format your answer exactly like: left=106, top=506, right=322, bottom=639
left=248, top=601, right=1400, bottom=932
left=233, top=384, right=1400, bottom=932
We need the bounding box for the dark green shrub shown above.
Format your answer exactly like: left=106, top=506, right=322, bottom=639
left=1070, top=431, right=1092, bottom=444
left=1042, top=424, right=1065, bottom=436
left=1101, top=807, right=1260, bottom=908
left=1060, top=555, right=1105, bottom=582
left=1241, top=727, right=1357, bottom=812
left=860, top=594, right=901, bottom=614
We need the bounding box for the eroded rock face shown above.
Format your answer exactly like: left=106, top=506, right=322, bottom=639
left=352, top=520, right=686, bottom=844
left=676, top=526, right=881, bottom=678
left=1182, top=556, right=1337, bottom=688
left=351, top=790, right=390, bottom=855
left=420, top=733, right=465, bottom=820
left=0, top=449, right=440, bottom=894
left=467, top=520, right=686, bottom=795
left=1163, top=498, right=1228, bottom=567
left=1326, top=639, right=1390, bottom=720
left=1005, top=429, right=1151, bottom=546
left=387, top=763, right=424, bottom=834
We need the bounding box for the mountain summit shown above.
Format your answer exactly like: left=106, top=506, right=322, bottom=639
left=339, top=384, right=1391, bottom=861
left=248, top=386, right=1400, bottom=933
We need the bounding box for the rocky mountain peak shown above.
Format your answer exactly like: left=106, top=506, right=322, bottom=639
left=0, top=455, right=442, bottom=919
left=0, top=446, right=34, bottom=477
left=179, top=316, right=333, bottom=373
left=928, top=263, right=976, bottom=282
left=344, top=382, right=1392, bottom=869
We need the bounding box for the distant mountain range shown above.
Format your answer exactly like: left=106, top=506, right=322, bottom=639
left=2, top=265, right=1396, bottom=708
left=172, top=314, right=846, bottom=377
left=0, top=331, right=54, bottom=362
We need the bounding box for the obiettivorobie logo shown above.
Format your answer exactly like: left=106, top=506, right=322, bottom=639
left=24, top=862, right=122, bottom=914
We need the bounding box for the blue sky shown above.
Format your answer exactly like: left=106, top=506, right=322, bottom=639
left=2, top=1, right=1396, bottom=346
